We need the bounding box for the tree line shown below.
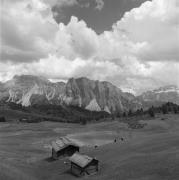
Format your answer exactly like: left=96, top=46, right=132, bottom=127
left=115, top=102, right=179, bottom=119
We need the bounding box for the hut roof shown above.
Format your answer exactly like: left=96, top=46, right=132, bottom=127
left=69, top=153, right=93, bottom=168
left=52, top=137, right=78, bottom=152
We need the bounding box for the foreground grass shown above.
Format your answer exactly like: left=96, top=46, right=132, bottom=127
left=0, top=114, right=179, bottom=180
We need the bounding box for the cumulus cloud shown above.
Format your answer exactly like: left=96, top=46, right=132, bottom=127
left=95, top=0, right=104, bottom=11
left=113, top=0, right=179, bottom=61
left=42, top=0, right=78, bottom=7
left=0, top=0, right=178, bottom=94
left=0, top=55, right=119, bottom=82
left=51, top=0, right=104, bottom=13
left=55, top=16, right=99, bottom=59
left=0, top=0, right=58, bottom=62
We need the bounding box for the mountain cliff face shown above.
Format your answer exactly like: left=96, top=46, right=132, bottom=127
left=0, top=75, right=141, bottom=113
left=138, top=85, right=179, bottom=106
left=0, top=75, right=65, bottom=107
left=64, top=77, right=138, bottom=112
left=0, top=75, right=178, bottom=113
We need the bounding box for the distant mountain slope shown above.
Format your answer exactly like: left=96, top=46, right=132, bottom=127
left=64, top=77, right=141, bottom=112
left=137, top=85, right=179, bottom=107
left=0, top=75, right=65, bottom=106
left=0, top=75, right=141, bottom=113
left=0, top=102, right=110, bottom=123
left=1, top=75, right=178, bottom=113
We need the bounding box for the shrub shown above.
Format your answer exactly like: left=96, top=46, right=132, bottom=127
left=148, top=106, right=155, bottom=117
left=0, top=116, right=6, bottom=122
left=162, top=105, right=168, bottom=114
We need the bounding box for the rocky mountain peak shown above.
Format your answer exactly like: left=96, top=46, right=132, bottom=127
left=153, top=85, right=179, bottom=93
left=138, top=85, right=179, bottom=106
left=0, top=75, right=140, bottom=112
left=1, top=75, right=178, bottom=112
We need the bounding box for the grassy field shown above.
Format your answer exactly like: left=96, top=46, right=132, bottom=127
left=0, top=114, right=179, bottom=180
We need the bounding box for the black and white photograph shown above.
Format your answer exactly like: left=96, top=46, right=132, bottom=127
left=0, top=0, right=179, bottom=179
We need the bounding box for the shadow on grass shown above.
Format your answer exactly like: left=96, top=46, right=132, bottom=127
left=62, top=169, right=77, bottom=178
left=44, top=156, right=56, bottom=162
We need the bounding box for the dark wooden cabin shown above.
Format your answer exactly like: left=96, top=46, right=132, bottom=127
left=69, top=153, right=99, bottom=177
left=51, top=137, right=79, bottom=160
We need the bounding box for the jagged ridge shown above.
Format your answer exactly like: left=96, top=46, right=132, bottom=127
left=0, top=75, right=142, bottom=113
left=0, top=75, right=178, bottom=113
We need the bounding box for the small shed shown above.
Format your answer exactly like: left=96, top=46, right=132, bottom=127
left=51, top=137, right=79, bottom=160
left=69, top=153, right=99, bottom=177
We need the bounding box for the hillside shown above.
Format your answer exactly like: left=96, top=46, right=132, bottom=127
left=0, top=75, right=141, bottom=113
left=0, top=75, right=179, bottom=122
left=0, top=114, right=179, bottom=180
left=138, top=85, right=179, bottom=106
left=0, top=102, right=109, bottom=123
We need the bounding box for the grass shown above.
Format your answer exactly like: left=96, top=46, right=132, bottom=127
left=0, top=114, right=179, bottom=180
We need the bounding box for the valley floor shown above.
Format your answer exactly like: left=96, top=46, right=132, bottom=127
left=0, top=114, right=179, bottom=180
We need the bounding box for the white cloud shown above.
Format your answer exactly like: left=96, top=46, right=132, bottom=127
left=0, top=54, right=120, bottom=83
left=0, top=0, right=178, bottom=94
left=0, top=0, right=58, bottom=62
left=114, top=0, right=179, bottom=61
left=95, top=0, right=104, bottom=11
left=55, top=16, right=99, bottom=59
left=50, top=0, right=78, bottom=8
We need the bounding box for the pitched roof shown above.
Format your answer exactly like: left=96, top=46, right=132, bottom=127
left=52, top=137, right=78, bottom=152
left=69, top=153, right=93, bottom=168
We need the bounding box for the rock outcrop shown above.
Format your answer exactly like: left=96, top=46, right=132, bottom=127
left=3, top=75, right=178, bottom=112
left=0, top=75, right=142, bottom=112
left=138, top=85, right=179, bottom=106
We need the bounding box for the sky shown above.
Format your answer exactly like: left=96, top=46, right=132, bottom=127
left=0, top=0, right=179, bottom=95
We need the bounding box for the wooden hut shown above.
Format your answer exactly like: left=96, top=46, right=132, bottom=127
left=51, top=137, right=79, bottom=160
left=69, top=153, right=99, bottom=177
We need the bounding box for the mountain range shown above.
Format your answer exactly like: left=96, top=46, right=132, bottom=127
left=0, top=75, right=179, bottom=114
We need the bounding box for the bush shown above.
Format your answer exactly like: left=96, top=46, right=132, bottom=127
left=162, top=105, right=168, bottom=114
left=0, top=116, right=6, bottom=122
left=174, top=107, right=178, bottom=114
left=111, top=114, right=115, bottom=120
left=123, top=112, right=126, bottom=117
left=128, top=109, right=133, bottom=117
left=148, top=106, right=155, bottom=117
left=116, top=112, right=121, bottom=118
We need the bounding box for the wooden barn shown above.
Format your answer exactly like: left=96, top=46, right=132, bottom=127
left=51, top=137, right=79, bottom=160
left=69, top=153, right=99, bottom=177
